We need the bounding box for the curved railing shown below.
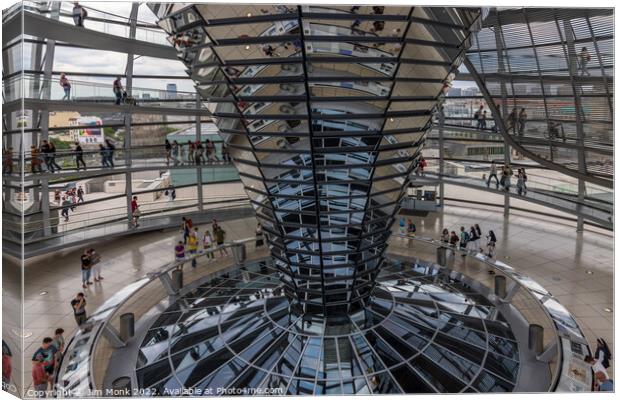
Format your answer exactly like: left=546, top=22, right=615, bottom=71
left=3, top=196, right=249, bottom=241
left=389, top=234, right=592, bottom=392
left=3, top=73, right=200, bottom=105
left=55, top=234, right=593, bottom=396
left=54, top=236, right=263, bottom=398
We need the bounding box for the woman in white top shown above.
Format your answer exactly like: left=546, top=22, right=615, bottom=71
left=203, top=231, right=214, bottom=259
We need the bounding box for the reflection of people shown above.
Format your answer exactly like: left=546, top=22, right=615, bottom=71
left=59, top=73, right=71, bottom=100
left=579, top=47, right=591, bottom=76
left=112, top=76, right=123, bottom=105
left=72, top=2, right=87, bottom=27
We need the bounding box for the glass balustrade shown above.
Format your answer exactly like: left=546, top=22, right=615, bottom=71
left=3, top=73, right=200, bottom=107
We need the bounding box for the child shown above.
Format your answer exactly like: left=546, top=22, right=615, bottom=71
left=174, top=241, right=185, bottom=270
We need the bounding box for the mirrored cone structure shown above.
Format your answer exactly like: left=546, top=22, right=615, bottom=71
left=153, top=4, right=481, bottom=317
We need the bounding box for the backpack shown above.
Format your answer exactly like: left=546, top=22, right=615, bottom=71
left=462, top=232, right=470, bottom=242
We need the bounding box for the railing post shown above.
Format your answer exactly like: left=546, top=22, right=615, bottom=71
left=119, top=313, right=135, bottom=342
left=494, top=275, right=507, bottom=298
left=232, top=242, right=247, bottom=266
left=436, top=246, right=446, bottom=266
left=171, top=269, right=183, bottom=291
left=528, top=324, right=544, bottom=355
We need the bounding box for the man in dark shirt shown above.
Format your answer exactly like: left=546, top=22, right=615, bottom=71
left=80, top=250, right=92, bottom=288
left=40, top=140, right=53, bottom=172
left=74, top=142, right=86, bottom=171
left=31, top=338, right=57, bottom=376
left=71, top=293, right=87, bottom=326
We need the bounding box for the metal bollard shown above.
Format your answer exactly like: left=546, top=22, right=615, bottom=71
left=494, top=275, right=507, bottom=299
left=171, top=269, right=183, bottom=292
left=528, top=324, right=544, bottom=355
left=119, top=313, right=135, bottom=342
left=232, top=243, right=247, bottom=266
left=436, top=246, right=447, bottom=266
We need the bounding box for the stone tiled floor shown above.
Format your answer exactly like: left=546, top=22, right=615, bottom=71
left=3, top=202, right=614, bottom=392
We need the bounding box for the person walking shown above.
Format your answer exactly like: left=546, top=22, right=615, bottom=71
left=203, top=230, right=214, bottom=259
left=112, top=76, right=123, bottom=105
left=77, top=186, right=85, bottom=203
left=518, top=108, right=528, bottom=136
left=70, top=293, right=87, bottom=326
left=30, top=145, right=43, bottom=173
left=105, top=139, right=115, bottom=167
left=448, top=231, right=459, bottom=256
left=221, top=142, right=231, bottom=163
left=459, top=226, right=469, bottom=256
left=181, top=217, right=191, bottom=244
left=90, top=248, right=103, bottom=281
left=486, top=160, right=499, bottom=189
left=474, top=224, right=483, bottom=251
left=214, top=226, right=228, bottom=256
left=80, top=249, right=92, bottom=288
left=474, top=105, right=484, bottom=130
left=130, top=196, right=140, bottom=227
left=51, top=328, right=65, bottom=355
left=500, top=164, right=513, bottom=192
left=507, top=107, right=518, bottom=134
left=206, top=139, right=219, bottom=162
left=164, top=139, right=172, bottom=166
left=74, top=142, right=86, bottom=170
left=174, top=241, right=185, bottom=270
left=72, top=2, right=87, bottom=27
left=61, top=196, right=71, bottom=222
left=441, top=228, right=450, bottom=244
left=486, top=230, right=497, bottom=258
left=516, top=168, right=526, bottom=196
left=399, top=217, right=406, bottom=235
left=187, top=140, right=195, bottom=164
left=172, top=140, right=180, bottom=166
left=59, top=73, right=71, bottom=100
left=468, top=226, right=479, bottom=252
left=579, top=47, right=591, bottom=76
left=594, top=338, right=612, bottom=370
left=98, top=143, right=109, bottom=167
left=195, top=140, right=204, bottom=165
left=187, top=228, right=199, bottom=268
left=40, top=140, right=53, bottom=173
left=255, top=223, right=264, bottom=247
left=165, top=186, right=176, bottom=203
left=48, top=141, right=62, bottom=172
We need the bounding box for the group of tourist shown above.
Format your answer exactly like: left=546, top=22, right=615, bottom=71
left=80, top=247, right=103, bottom=288
left=585, top=338, right=613, bottom=391
left=24, top=139, right=116, bottom=174
left=164, top=139, right=230, bottom=166
left=174, top=218, right=230, bottom=269
left=31, top=328, right=66, bottom=398
left=486, top=161, right=528, bottom=196
left=470, top=105, right=528, bottom=135
left=56, top=186, right=85, bottom=222
left=441, top=224, right=497, bottom=258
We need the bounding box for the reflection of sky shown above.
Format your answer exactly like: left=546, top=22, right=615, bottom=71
left=46, top=2, right=196, bottom=92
